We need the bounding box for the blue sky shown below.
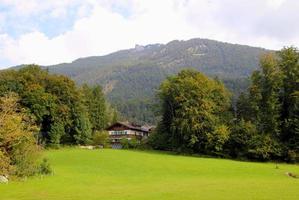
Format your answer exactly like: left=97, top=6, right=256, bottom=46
left=0, top=0, right=298, bottom=69
left=0, top=2, right=79, bottom=38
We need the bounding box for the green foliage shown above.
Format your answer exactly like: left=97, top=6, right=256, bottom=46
left=120, top=138, right=130, bottom=149
left=247, top=134, right=282, bottom=161
left=152, top=47, right=299, bottom=162
left=38, top=158, right=52, bottom=175
left=248, top=54, right=282, bottom=136
left=207, top=124, right=230, bottom=153
left=236, top=47, right=299, bottom=161
left=81, top=84, right=108, bottom=132
left=49, top=122, right=65, bottom=147
left=120, top=138, right=139, bottom=149
left=92, top=131, right=109, bottom=147
left=148, top=127, right=172, bottom=150
left=73, top=108, right=92, bottom=145
left=278, top=47, right=299, bottom=151
left=0, top=93, right=41, bottom=177
left=156, top=69, right=232, bottom=154
left=128, top=138, right=139, bottom=149
left=228, top=120, right=257, bottom=158
left=0, top=65, right=112, bottom=147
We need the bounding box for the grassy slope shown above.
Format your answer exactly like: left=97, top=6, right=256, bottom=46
left=1, top=148, right=299, bottom=200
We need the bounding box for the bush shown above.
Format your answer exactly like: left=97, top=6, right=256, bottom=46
left=120, top=138, right=130, bottom=149
left=129, top=138, right=139, bottom=149
left=12, top=138, right=41, bottom=177
left=247, top=134, right=282, bottom=161
left=92, top=131, right=109, bottom=147
left=120, top=138, right=139, bottom=149
left=38, top=158, right=52, bottom=175
left=138, top=138, right=151, bottom=150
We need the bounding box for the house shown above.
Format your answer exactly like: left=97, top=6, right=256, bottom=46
left=106, top=122, right=154, bottom=149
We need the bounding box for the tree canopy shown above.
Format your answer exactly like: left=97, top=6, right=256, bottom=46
left=0, top=65, right=113, bottom=147
left=151, top=47, right=299, bottom=162
left=152, top=69, right=232, bottom=154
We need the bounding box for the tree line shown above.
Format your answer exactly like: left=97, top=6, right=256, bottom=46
left=149, top=47, right=299, bottom=162
left=0, top=65, right=117, bottom=178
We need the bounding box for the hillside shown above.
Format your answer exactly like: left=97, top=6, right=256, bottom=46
left=21, top=38, right=271, bottom=123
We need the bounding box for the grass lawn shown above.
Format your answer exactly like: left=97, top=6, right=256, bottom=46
left=1, top=148, right=299, bottom=200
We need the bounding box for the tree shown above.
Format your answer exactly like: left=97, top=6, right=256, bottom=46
left=0, top=65, right=109, bottom=146
left=49, top=122, right=65, bottom=147
left=279, top=47, right=299, bottom=152
left=81, top=84, right=108, bottom=132
left=236, top=47, right=299, bottom=161
left=0, top=93, right=40, bottom=177
left=72, top=104, right=92, bottom=145
left=92, top=131, right=109, bottom=147
left=228, top=119, right=257, bottom=158
left=249, top=53, right=282, bottom=136
left=156, top=69, right=232, bottom=154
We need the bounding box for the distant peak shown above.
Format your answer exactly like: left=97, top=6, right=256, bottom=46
left=134, top=44, right=145, bottom=51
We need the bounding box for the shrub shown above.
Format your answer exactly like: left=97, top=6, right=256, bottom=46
left=120, top=138, right=130, bottom=149
left=12, top=138, right=41, bottom=177
left=247, top=134, right=282, bottom=161
left=128, top=138, right=138, bottom=149
left=138, top=138, right=151, bottom=150
left=92, top=131, right=109, bottom=147
left=38, top=158, right=52, bottom=175
left=120, top=138, right=140, bottom=149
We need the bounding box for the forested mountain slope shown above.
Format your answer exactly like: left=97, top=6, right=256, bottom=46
left=17, top=38, right=271, bottom=123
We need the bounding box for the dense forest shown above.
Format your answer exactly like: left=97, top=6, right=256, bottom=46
left=13, top=38, right=268, bottom=124
left=150, top=47, right=299, bottom=162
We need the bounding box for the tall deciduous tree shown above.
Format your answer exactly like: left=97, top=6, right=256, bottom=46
left=237, top=47, right=299, bottom=161
left=249, top=53, right=282, bottom=136
left=156, top=69, right=231, bottom=154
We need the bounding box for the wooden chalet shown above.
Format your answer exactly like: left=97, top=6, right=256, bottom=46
left=106, top=122, right=154, bottom=149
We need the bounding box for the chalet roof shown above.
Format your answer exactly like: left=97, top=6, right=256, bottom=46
left=106, top=121, right=150, bottom=132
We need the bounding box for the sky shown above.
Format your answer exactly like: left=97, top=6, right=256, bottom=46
left=0, top=0, right=298, bottom=69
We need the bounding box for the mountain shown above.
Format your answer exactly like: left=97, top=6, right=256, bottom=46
left=17, top=38, right=271, bottom=123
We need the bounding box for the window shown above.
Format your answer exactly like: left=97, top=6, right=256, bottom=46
left=111, top=130, right=128, bottom=135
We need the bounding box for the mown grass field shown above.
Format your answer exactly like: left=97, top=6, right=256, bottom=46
left=1, top=148, right=299, bottom=200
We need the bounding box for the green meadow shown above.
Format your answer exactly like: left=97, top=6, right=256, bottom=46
left=1, top=148, right=299, bottom=200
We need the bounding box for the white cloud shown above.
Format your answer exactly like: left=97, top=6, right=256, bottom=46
left=0, top=0, right=299, bottom=69
left=0, top=0, right=79, bottom=16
